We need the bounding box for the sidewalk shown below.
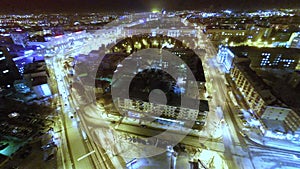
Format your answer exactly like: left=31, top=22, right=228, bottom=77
left=246, top=131, right=300, bottom=152
left=71, top=89, right=126, bottom=168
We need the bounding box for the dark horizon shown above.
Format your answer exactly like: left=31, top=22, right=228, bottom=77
left=0, top=0, right=300, bottom=14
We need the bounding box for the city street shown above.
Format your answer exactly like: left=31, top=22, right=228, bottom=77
left=43, top=12, right=300, bottom=169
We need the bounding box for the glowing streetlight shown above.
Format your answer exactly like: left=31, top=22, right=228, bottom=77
left=152, top=8, right=160, bottom=13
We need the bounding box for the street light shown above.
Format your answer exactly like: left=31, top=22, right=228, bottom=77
left=77, top=150, right=95, bottom=162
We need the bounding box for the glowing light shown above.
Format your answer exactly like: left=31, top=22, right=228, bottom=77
left=54, top=35, right=63, bottom=38
left=8, top=112, right=19, bottom=118
left=152, top=8, right=160, bottom=13
left=72, top=119, right=78, bottom=128
left=142, top=39, right=148, bottom=45
left=41, top=84, right=52, bottom=96
left=162, top=42, right=174, bottom=48
left=2, top=70, right=9, bottom=74
left=134, top=42, right=141, bottom=49
left=152, top=40, right=159, bottom=46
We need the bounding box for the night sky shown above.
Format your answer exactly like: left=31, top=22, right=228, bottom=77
left=1, top=0, right=300, bottom=13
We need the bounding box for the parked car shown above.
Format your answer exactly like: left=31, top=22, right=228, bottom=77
left=41, top=142, right=55, bottom=150
left=293, top=154, right=300, bottom=159
left=239, top=131, right=247, bottom=137
left=237, top=113, right=244, bottom=117
left=45, top=154, right=55, bottom=161
left=242, top=122, right=250, bottom=127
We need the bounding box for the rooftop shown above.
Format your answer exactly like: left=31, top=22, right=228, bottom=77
left=23, top=61, right=47, bottom=74
left=262, top=106, right=292, bottom=121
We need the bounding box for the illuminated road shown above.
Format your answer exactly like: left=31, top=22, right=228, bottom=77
left=196, top=26, right=300, bottom=169
left=47, top=51, right=96, bottom=169
left=44, top=24, right=126, bottom=168
left=196, top=28, right=242, bottom=169
left=43, top=12, right=300, bottom=169
left=72, top=13, right=236, bottom=168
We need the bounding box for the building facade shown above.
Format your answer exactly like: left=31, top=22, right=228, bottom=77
left=116, top=98, right=206, bottom=124
left=218, top=46, right=300, bottom=70
left=288, top=32, right=300, bottom=49
left=229, top=62, right=278, bottom=117
left=229, top=59, right=300, bottom=135
left=217, top=45, right=235, bottom=71
left=0, top=46, right=21, bottom=90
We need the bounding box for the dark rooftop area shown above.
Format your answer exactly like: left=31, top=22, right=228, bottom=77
left=229, top=46, right=300, bottom=57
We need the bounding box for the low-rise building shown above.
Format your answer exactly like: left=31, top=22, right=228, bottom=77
left=23, top=61, right=52, bottom=98
left=116, top=97, right=208, bottom=128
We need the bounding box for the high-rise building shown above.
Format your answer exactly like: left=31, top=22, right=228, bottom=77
left=218, top=46, right=300, bottom=71
left=0, top=46, right=21, bottom=90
